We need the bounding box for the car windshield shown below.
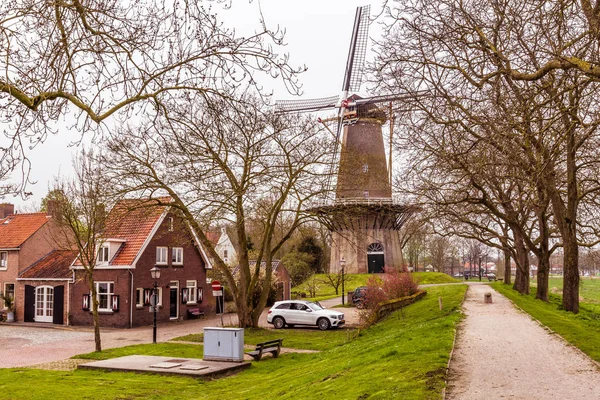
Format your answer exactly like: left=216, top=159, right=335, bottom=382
left=307, top=302, right=323, bottom=311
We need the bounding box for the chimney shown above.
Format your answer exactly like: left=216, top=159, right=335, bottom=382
left=0, top=204, right=14, bottom=219
left=46, top=200, right=57, bottom=216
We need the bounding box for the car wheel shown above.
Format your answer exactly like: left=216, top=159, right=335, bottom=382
left=273, top=316, right=285, bottom=329
left=317, top=318, right=330, bottom=331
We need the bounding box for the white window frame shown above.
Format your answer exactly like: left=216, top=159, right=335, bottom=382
left=135, top=288, right=144, bottom=308
left=155, top=287, right=163, bottom=307
left=362, top=163, right=369, bottom=173
left=172, top=247, right=184, bottom=265
left=186, top=280, right=197, bottom=304
left=95, top=282, right=114, bottom=312
left=3, top=283, right=14, bottom=309
left=0, top=251, right=7, bottom=270
left=156, top=247, right=168, bottom=265
left=168, top=217, right=174, bottom=232
left=97, top=246, right=109, bottom=265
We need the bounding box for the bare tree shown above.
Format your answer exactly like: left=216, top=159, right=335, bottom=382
left=373, top=0, right=600, bottom=311
left=50, top=149, right=114, bottom=351
left=0, top=0, right=303, bottom=195
left=102, top=94, right=331, bottom=327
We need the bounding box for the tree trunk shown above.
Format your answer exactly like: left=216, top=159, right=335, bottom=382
left=87, top=274, right=102, bottom=352
left=562, top=237, right=580, bottom=313
left=503, top=249, right=512, bottom=285
left=512, top=231, right=529, bottom=294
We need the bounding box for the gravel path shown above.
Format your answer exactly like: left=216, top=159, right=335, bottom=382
left=446, top=284, right=600, bottom=400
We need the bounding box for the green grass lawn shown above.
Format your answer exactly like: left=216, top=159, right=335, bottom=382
left=492, top=282, right=600, bottom=363
left=295, top=272, right=459, bottom=300
left=0, top=284, right=466, bottom=400
left=536, top=277, right=600, bottom=303
left=173, top=327, right=355, bottom=352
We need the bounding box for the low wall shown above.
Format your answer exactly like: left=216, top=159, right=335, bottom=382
left=370, top=290, right=428, bottom=325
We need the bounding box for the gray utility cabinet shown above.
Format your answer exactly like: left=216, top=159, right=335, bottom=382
left=203, top=327, right=245, bottom=362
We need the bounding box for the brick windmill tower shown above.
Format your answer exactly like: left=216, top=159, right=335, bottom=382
left=276, top=6, right=416, bottom=274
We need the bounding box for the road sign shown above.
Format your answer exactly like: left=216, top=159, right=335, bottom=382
left=212, top=290, right=222, bottom=297
left=211, top=280, right=222, bottom=291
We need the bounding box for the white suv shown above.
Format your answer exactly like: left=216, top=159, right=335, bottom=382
left=267, top=300, right=345, bottom=330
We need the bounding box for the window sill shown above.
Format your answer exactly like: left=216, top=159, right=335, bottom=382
left=186, top=301, right=197, bottom=305
left=97, top=310, right=114, bottom=315
left=172, top=264, right=184, bottom=267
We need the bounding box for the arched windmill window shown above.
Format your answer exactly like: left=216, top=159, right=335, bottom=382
left=367, top=242, right=384, bottom=253
left=367, top=242, right=385, bottom=273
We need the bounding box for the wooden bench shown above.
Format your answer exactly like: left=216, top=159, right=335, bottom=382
left=187, top=307, right=205, bottom=319
left=246, top=339, right=283, bottom=361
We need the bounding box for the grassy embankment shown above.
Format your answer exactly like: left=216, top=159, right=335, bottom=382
left=296, top=272, right=460, bottom=301
left=492, top=278, right=600, bottom=363
left=0, top=285, right=466, bottom=400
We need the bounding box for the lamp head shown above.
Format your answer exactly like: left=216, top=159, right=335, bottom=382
left=150, top=266, right=161, bottom=280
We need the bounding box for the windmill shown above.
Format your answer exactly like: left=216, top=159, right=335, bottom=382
left=276, top=5, right=417, bottom=274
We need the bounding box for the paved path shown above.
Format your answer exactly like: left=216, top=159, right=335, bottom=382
left=446, top=284, right=600, bottom=400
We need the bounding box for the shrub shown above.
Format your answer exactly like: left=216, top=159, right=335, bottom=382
left=382, top=267, right=419, bottom=299
left=358, top=269, right=420, bottom=327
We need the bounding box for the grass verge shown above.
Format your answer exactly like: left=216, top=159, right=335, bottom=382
left=295, top=272, right=459, bottom=299
left=492, top=282, right=600, bottom=363
left=1, top=284, right=466, bottom=400
left=173, top=327, right=354, bottom=352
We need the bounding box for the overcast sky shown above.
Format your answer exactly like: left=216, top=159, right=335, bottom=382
left=7, top=0, right=388, bottom=211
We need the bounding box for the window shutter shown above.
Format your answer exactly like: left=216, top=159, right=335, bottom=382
left=181, top=288, right=189, bottom=304
left=111, top=295, right=120, bottom=312
left=143, top=289, right=153, bottom=306
left=82, top=294, right=90, bottom=311
left=198, top=287, right=203, bottom=302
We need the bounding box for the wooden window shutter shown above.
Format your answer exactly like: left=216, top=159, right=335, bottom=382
left=111, top=295, right=120, bottom=312
left=181, top=288, right=189, bottom=304
left=82, top=294, right=90, bottom=311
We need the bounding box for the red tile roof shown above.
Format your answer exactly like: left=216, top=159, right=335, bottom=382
left=102, top=199, right=169, bottom=266
left=19, top=250, right=77, bottom=279
left=0, top=213, right=51, bottom=248
left=206, top=231, right=221, bottom=246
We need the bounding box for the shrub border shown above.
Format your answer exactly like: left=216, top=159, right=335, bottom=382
left=365, top=290, right=427, bottom=326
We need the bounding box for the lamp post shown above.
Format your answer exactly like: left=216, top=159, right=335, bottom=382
left=340, top=257, right=346, bottom=305
left=150, top=266, right=161, bottom=344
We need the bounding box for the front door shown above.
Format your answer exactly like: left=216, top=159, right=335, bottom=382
left=367, top=254, right=385, bottom=273
left=169, top=285, right=178, bottom=319
left=35, top=286, right=54, bottom=323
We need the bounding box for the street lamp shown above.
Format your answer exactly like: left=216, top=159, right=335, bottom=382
left=340, top=257, right=346, bottom=305
left=150, top=266, right=161, bottom=344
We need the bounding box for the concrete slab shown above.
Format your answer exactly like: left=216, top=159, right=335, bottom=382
left=78, top=355, right=250, bottom=378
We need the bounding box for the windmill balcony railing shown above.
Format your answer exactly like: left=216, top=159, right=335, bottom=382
left=312, top=197, right=407, bottom=208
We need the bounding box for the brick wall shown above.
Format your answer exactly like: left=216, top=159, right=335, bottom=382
left=69, top=212, right=214, bottom=328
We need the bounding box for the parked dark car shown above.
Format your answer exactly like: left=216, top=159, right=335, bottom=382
left=352, top=286, right=368, bottom=306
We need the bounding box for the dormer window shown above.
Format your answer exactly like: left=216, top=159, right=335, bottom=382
left=362, top=164, right=369, bottom=173
left=97, top=246, right=109, bottom=264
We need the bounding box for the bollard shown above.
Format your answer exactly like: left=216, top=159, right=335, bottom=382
left=438, top=296, right=443, bottom=311
left=484, top=292, right=493, bottom=303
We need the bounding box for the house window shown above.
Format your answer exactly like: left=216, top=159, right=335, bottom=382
left=135, top=288, right=144, bottom=308
left=3, top=283, right=14, bottom=308
left=362, top=163, right=369, bottom=173
left=156, top=247, right=168, bottom=265
left=97, top=246, right=109, bottom=264
left=0, top=251, right=8, bottom=269
left=186, top=280, right=197, bottom=303
left=95, top=282, right=114, bottom=312
left=223, top=249, right=228, bottom=262
left=172, top=247, right=183, bottom=265
left=363, top=190, right=369, bottom=198
left=168, top=217, right=174, bottom=232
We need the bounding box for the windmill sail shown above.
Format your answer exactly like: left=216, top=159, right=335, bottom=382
left=342, top=5, right=371, bottom=94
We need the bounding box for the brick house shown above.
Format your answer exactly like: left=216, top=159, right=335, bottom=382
left=69, top=199, right=214, bottom=328
left=0, top=204, right=65, bottom=322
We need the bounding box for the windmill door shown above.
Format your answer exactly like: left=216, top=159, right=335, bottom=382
left=367, top=243, right=385, bottom=273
